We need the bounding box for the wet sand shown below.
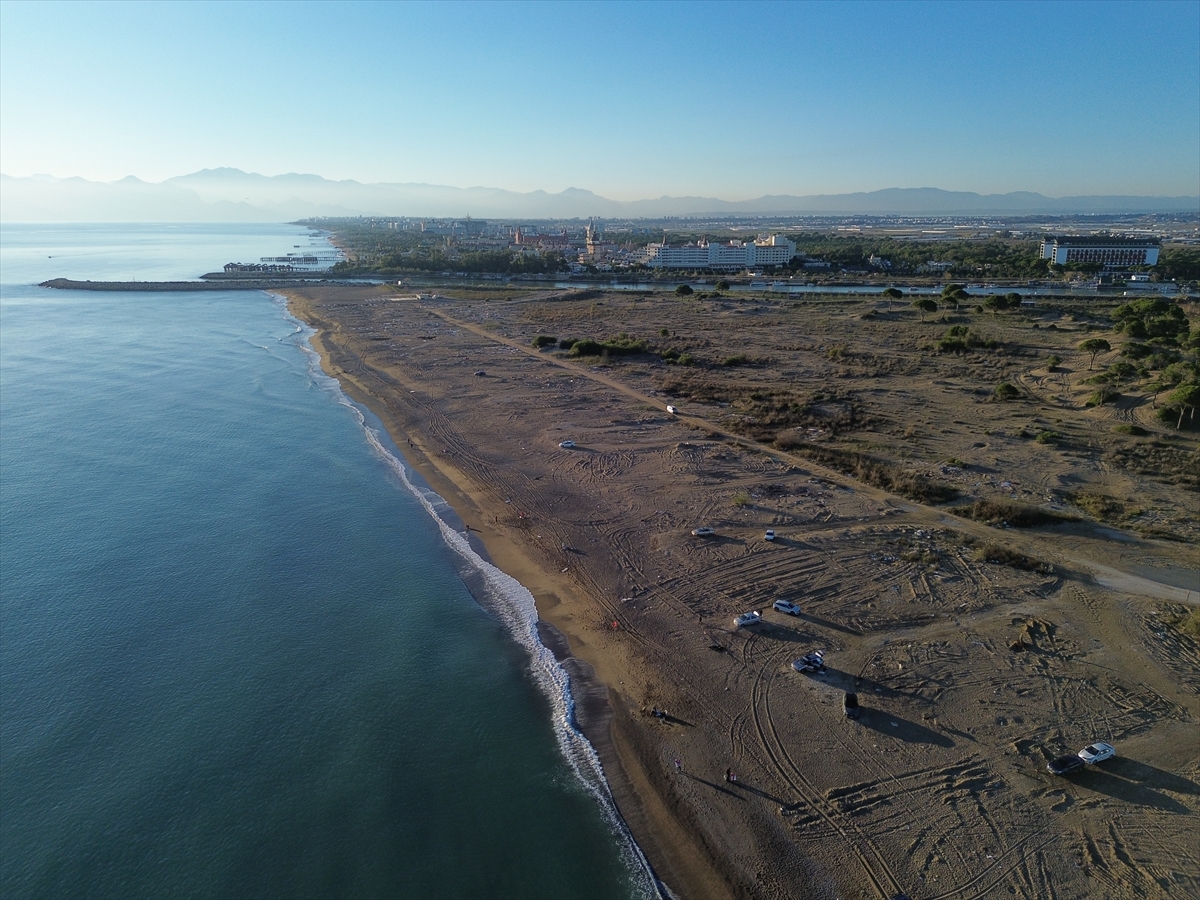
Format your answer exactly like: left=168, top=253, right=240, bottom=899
left=284, top=283, right=1200, bottom=899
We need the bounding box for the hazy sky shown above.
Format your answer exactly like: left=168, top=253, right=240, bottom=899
left=2, top=0, right=1197, bottom=199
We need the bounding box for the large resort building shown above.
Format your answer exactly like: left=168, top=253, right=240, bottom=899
left=643, top=234, right=797, bottom=270
left=1040, top=235, right=1160, bottom=268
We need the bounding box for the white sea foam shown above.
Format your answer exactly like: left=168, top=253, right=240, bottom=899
left=281, top=299, right=665, bottom=900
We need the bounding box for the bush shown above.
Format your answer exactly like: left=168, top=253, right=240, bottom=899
left=975, top=543, right=1055, bottom=574
left=1113, top=424, right=1150, bottom=436
left=559, top=337, right=579, bottom=350
left=1046, top=354, right=1061, bottom=370
left=731, top=491, right=752, bottom=507
left=938, top=325, right=997, bottom=353
left=785, top=445, right=958, bottom=504
left=994, top=382, right=1020, bottom=401
left=568, top=339, right=604, bottom=357
left=532, top=334, right=557, bottom=349
left=723, top=354, right=751, bottom=367
left=954, top=499, right=1077, bottom=528
left=1086, top=388, right=1119, bottom=407
left=675, top=284, right=694, bottom=296
left=1035, top=430, right=1059, bottom=444
left=678, top=353, right=696, bottom=366
left=715, top=280, right=730, bottom=291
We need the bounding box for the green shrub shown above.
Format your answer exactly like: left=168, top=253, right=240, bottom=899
left=678, top=353, right=696, bottom=366
left=1113, top=424, right=1149, bottom=436
left=723, top=354, right=750, bottom=367
left=1086, top=388, right=1119, bottom=407
left=568, top=339, right=604, bottom=357
left=1035, top=430, right=1059, bottom=444
left=532, top=334, right=557, bottom=349
left=675, top=284, right=694, bottom=296
left=994, top=382, right=1020, bottom=401
left=1046, top=354, right=1061, bottom=370
left=558, top=337, right=579, bottom=350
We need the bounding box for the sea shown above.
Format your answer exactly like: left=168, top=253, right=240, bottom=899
left=0, top=223, right=653, bottom=900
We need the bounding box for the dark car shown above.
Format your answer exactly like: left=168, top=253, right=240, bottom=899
left=1047, top=754, right=1085, bottom=775
left=842, top=692, right=859, bottom=719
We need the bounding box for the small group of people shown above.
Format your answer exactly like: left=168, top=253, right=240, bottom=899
left=724, top=767, right=738, bottom=784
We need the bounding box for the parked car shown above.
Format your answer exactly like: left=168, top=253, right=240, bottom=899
left=764, top=529, right=776, bottom=541
left=691, top=526, right=715, bottom=536
left=772, top=599, right=801, bottom=616
left=792, top=651, right=825, bottom=673
left=734, top=611, right=763, bottom=628
left=666, top=405, right=677, bottom=415
left=1047, top=755, right=1085, bottom=775
left=842, top=692, right=860, bottom=719
left=1078, top=742, right=1115, bottom=764
left=559, top=440, right=576, bottom=449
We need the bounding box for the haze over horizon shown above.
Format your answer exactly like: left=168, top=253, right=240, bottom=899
left=2, top=0, right=1198, bottom=207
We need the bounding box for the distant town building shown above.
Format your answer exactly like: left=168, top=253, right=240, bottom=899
left=643, top=234, right=797, bottom=270
left=1040, top=236, right=1160, bottom=268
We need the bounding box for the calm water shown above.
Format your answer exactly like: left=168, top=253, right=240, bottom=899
left=0, top=224, right=650, bottom=899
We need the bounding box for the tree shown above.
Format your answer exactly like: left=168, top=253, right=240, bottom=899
left=913, top=297, right=937, bottom=320
left=882, top=287, right=903, bottom=301
left=1165, top=383, right=1200, bottom=429
left=714, top=280, right=730, bottom=291
left=675, top=284, right=694, bottom=296
left=1078, top=337, right=1111, bottom=370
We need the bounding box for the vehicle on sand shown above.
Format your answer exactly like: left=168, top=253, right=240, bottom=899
left=691, top=526, right=714, bottom=536
left=1078, top=742, right=1115, bottom=764
left=791, top=650, right=825, bottom=673
left=734, top=611, right=763, bottom=628
left=773, top=599, right=801, bottom=616
left=1047, top=755, right=1085, bottom=775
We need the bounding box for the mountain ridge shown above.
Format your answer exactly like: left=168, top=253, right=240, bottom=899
left=2, top=169, right=1196, bottom=221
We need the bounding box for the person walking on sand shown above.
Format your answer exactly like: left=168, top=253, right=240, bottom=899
left=725, top=767, right=732, bottom=783
left=674, top=758, right=682, bottom=775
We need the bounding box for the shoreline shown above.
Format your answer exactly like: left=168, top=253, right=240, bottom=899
left=280, top=282, right=1200, bottom=900
left=283, top=290, right=727, bottom=899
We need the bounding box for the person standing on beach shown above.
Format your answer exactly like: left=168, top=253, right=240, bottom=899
left=674, top=758, right=682, bottom=774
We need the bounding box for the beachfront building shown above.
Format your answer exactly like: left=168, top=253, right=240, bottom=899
left=643, top=234, right=797, bottom=270
left=1040, top=236, right=1160, bottom=268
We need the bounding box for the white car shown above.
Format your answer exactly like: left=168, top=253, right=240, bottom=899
left=734, top=611, right=763, bottom=628
left=772, top=600, right=801, bottom=616
left=691, top=527, right=715, bottom=537
left=1078, top=742, right=1115, bottom=764
left=666, top=405, right=677, bottom=415
left=559, top=440, right=576, bottom=449
left=764, top=529, right=776, bottom=541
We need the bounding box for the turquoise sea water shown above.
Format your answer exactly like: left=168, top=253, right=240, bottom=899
left=0, top=224, right=650, bottom=899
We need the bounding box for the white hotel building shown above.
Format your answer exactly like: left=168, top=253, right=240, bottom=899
left=643, top=235, right=797, bottom=270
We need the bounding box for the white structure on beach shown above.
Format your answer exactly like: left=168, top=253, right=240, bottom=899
left=643, top=234, right=797, bottom=270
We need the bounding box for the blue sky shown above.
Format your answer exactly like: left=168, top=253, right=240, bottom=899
left=1, top=0, right=1197, bottom=199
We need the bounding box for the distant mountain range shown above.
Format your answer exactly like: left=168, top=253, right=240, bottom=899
left=2, top=168, right=1196, bottom=221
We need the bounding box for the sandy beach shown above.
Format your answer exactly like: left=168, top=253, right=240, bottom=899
left=284, top=283, right=1199, bottom=899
